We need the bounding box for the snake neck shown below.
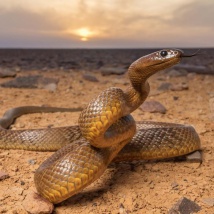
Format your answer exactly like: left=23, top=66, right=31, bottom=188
left=124, top=55, right=168, bottom=112
left=124, top=57, right=158, bottom=112
left=124, top=82, right=150, bottom=112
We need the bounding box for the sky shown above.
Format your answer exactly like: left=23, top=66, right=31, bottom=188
left=0, top=0, right=213, bottom=48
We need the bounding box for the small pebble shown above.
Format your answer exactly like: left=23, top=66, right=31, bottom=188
left=157, top=82, right=172, bottom=91
left=209, top=97, right=214, bottom=120
left=43, top=83, right=57, bottom=92
left=0, top=171, right=9, bottom=181
left=170, top=83, right=189, bottom=91
left=119, top=203, right=128, bottom=214
left=101, top=67, right=126, bottom=75
left=201, top=198, right=214, bottom=206
left=82, top=73, right=99, bottom=82
left=22, top=191, right=54, bottom=214
left=28, top=159, right=37, bottom=165
left=171, top=182, right=179, bottom=190
left=20, top=180, right=25, bottom=185
left=186, top=151, right=202, bottom=163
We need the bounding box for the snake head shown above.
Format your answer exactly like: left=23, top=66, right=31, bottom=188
left=128, top=49, right=184, bottom=78
left=127, top=49, right=199, bottom=90
left=134, top=49, right=199, bottom=72
left=147, top=49, right=183, bottom=67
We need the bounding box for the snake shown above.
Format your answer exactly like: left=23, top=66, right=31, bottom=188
left=0, top=49, right=201, bottom=204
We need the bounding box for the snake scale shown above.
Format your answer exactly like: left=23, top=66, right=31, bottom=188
left=0, top=49, right=201, bottom=204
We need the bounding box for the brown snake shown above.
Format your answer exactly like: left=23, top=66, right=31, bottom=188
left=0, top=49, right=201, bottom=204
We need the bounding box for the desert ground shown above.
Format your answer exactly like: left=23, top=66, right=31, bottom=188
left=0, top=49, right=213, bottom=214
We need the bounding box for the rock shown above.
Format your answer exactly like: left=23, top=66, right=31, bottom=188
left=167, top=69, right=188, bottom=77
left=1, top=75, right=58, bottom=89
left=22, top=191, right=54, bottom=214
left=157, top=82, right=172, bottom=91
left=14, top=66, right=21, bottom=72
left=168, top=197, right=201, bottom=214
left=0, top=171, right=9, bottom=181
left=38, top=76, right=59, bottom=88
left=43, top=83, right=57, bottom=92
left=97, top=60, right=104, bottom=68
left=20, top=180, right=25, bottom=185
left=82, top=73, right=99, bottom=82
left=170, top=83, right=189, bottom=91
left=0, top=68, right=17, bottom=78
left=140, top=101, right=167, bottom=114
left=187, top=72, right=196, bottom=79
left=173, top=64, right=213, bottom=74
left=28, top=159, right=37, bottom=165
left=14, top=123, right=25, bottom=129
left=186, top=151, right=202, bottom=163
left=119, top=203, right=128, bottom=214
left=101, top=67, right=126, bottom=75
left=201, top=198, right=214, bottom=206
left=209, top=97, right=214, bottom=120
left=171, top=182, right=179, bottom=190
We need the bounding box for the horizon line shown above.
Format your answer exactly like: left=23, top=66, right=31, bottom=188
left=0, top=46, right=213, bottom=50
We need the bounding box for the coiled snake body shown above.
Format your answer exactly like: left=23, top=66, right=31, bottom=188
left=0, top=49, right=201, bottom=204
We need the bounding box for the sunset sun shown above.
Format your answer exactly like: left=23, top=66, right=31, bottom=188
left=76, top=28, right=93, bottom=41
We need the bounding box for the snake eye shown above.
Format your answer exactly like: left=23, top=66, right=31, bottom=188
left=160, top=50, right=168, bottom=57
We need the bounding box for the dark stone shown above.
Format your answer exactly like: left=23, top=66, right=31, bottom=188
left=173, top=64, right=213, bottom=74
left=173, top=96, right=179, bottom=101
left=82, top=73, right=99, bottom=82
left=101, top=67, right=126, bottom=76
left=169, top=197, right=201, bottom=214
left=97, top=60, right=104, bottom=68
left=20, top=180, right=25, bottom=185
left=140, top=101, right=167, bottom=114
left=0, top=75, right=58, bottom=89
left=157, top=82, right=172, bottom=91
left=0, top=69, right=17, bottom=78
left=167, top=69, right=188, bottom=77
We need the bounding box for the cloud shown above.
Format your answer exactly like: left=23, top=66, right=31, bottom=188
left=0, top=0, right=213, bottom=48
left=154, top=0, right=214, bottom=47
left=0, top=7, right=63, bottom=33
left=168, top=0, right=214, bottom=28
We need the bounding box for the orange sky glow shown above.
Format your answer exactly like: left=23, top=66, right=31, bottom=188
left=0, top=0, right=213, bottom=48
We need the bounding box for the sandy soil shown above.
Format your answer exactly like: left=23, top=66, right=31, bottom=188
left=0, top=67, right=213, bottom=214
